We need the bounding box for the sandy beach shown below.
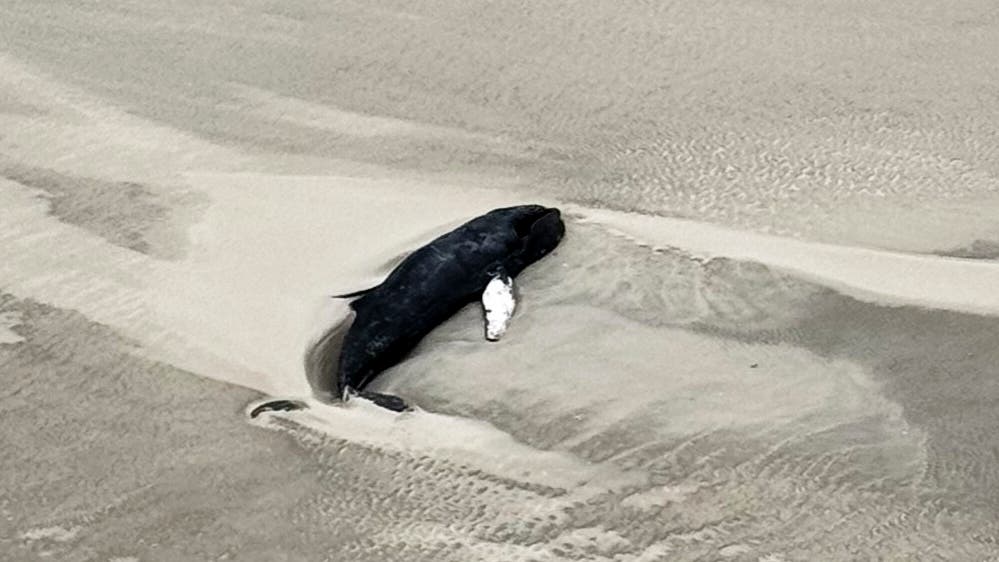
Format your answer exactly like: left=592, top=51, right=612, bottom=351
left=3, top=1, right=999, bottom=560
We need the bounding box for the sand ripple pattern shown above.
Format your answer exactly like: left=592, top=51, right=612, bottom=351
left=2, top=1, right=999, bottom=559
left=5, top=291, right=998, bottom=560
left=262, top=414, right=994, bottom=561
left=517, top=220, right=829, bottom=331
left=4, top=0, right=997, bottom=249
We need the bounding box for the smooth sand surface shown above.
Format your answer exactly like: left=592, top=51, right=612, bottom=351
left=3, top=2, right=999, bottom=561
left=577, top=206, right=999, bottom=316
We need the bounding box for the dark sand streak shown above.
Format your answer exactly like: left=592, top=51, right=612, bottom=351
left=0, top=294, right=324, bottom=561
left=0, top=159, right=201, bottom=259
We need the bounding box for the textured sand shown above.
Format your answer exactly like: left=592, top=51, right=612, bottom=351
left=3, top=2, right=999, bottom=561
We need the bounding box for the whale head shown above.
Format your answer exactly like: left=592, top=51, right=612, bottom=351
left=486, top=205, right=565, bottom=275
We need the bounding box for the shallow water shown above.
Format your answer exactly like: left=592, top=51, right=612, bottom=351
left=2, top=1, right=999, bottom=561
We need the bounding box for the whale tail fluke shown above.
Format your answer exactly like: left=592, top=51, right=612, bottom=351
left=248, top=399, right=308, bottom=418
left=331, top=285, right=378, bottom=299
left=351, top=390, right=411, bottom=412
left=247, top=392, right=410, bottom=419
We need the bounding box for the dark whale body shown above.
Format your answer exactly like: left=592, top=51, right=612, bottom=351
left=337, top=204, right=564, bottom=411
left=250, top=204, right=564, bottom=417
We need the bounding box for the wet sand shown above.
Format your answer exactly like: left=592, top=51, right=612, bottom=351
left=3, top=1, right=999, bottom=561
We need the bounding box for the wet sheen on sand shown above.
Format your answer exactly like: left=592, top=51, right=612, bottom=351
left=2, top=1, right=999, bottom=561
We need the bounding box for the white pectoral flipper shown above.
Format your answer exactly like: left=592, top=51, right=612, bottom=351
left=482, top=272, right=517, bottom=342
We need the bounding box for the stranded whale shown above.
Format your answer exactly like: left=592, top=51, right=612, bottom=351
left=251, top=204, right=564, bottom=416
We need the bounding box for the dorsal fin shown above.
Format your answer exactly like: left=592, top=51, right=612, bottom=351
left=331, top=285, right=379, bottom=299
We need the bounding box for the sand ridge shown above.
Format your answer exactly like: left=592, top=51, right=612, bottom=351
left=3, top=1, right=999, bottom=558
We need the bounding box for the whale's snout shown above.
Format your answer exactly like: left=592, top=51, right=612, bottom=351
left=523, top=206, right=564, bottom=257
